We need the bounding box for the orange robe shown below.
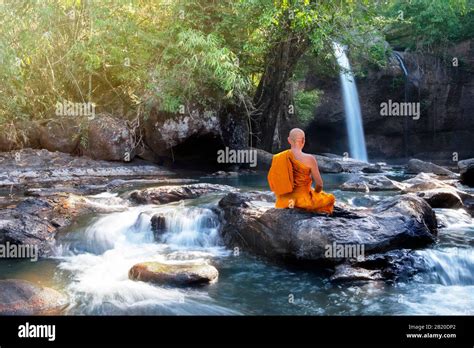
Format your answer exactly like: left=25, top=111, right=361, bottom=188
left=268, top=150, right=335, bottom=214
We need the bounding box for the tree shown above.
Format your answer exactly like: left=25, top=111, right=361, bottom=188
left=251, top=0, right=384, bottom=151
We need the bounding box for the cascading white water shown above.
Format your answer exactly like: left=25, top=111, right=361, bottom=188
left=393, top=52, right=408, bottom=76
left=332, top=42, right=368, bottom=162
left=160, top=206, right=221, bottom=248
left=419, top=248, right=474, bottom=286
left=55, top=202, right=234, bottom=315
left=416, top=209, right=474, bottom=286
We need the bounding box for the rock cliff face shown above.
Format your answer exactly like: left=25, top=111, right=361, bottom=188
left=142, top=106, right=249, bottom=167
left=304, top=39, right=474, bottom=162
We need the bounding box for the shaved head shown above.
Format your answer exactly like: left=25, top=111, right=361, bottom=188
left=288, top=128, right=305, bottom=149
left=289, top=128, right=305, bottom=141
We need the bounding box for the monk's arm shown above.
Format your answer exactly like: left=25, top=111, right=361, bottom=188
left=309, top=156, right=324, bottom=193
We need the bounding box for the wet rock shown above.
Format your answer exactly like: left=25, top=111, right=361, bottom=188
left=218, top=192, right=437, bottom=264
left=210, top=171, right=239, bottom=177
left=341, top=175, right=405, bottom=192
left=0, top=199, right=58, bottom=257
left=413, top=188, right=463, bottom=209
left=128, top=261, right=218, bottom=286
left=151, top=214, right=167, bottom=240
left=330, top=265, right=383, bottom=282
left=362, top=164, right=383, bottom=173
left=332, top=249, right=428, bottom=282
left=406, top=159, right=456, bottom=177
left=0, top=279, right=68, bottom=315
left=128, top=183, right=237, bottom=205
left=351, top=249, right=428, bottom=281
left=401, top=173, right=455, bottom=192
left=458, top=158, right=474, bottom=187
left=0, top=194, right=128, bottom=257
left=402, top=173, right=474, bottom=212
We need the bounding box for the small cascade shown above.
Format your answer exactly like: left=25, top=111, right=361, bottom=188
left=159, top=206, right=221, bottom=248
left=418, top=248, right=474, bottom=286
left=55, top=203, right=231, bottom=315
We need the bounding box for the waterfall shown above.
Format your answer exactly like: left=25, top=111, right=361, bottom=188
left=332, top=42, right=368, bottom=162
left=393, top=51, right=409, bottom=158
left=393, top=52, right=408, bottom=76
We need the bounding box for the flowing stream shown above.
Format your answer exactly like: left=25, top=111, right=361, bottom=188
left=0, top=174, right=473, bottom=315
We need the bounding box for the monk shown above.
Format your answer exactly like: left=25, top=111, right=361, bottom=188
left=267, top=128, right=336, bottom=214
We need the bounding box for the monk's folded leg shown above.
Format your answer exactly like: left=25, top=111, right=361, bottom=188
left=309, top=191, right=336, bottom=214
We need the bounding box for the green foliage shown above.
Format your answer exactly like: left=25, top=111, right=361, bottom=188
left=294, top=89, right=321, bottom=126
left=0, top=0, right=163, bottom=125
left=1, top=0, right=470, bottom=132
left=152, top=29, right=250, bottom=112
left=383, top=0, right=474, bottom=50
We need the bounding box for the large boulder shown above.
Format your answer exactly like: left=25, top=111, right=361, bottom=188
left=314, top=155, right=343, bottom=173
left=0, top=121, right=41, bottom=152
left=129, top=261, right=218, bottom=286
left=38, top=119, right=81, bottom=154
left=255, top=148, right=273, bottom=170
left=401, top=172, right=455, bottom=192
left=143, top=108, right=222, bottom=157
left=80, top=114, right=135, bottom=161
left=0, top=279, right=68, bottom=315
left=401, top=172, right=474, bottom=212
left=341, top=175, right=405, bottom=192
left=0, top=127, right=21, bottom=152
left=0, top=194, right=129, bottom=257
left=0, top=199, right=59, bottom=257
left=128, top=183, right=236, bottom=205
left=406, top=159, right=456, bottom=177
left=458, top=158, right=474, bottom=187
left=218, top=191, right=437, bottom=264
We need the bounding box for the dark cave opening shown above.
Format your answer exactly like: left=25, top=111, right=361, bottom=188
left=162, top=133, right=235, bottom=172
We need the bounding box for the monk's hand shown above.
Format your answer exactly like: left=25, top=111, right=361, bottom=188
left=288, top=199, right=295, bottom=209
left=315, top=185, right=323, bottom=193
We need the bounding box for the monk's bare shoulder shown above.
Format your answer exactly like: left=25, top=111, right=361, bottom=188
left=301, top=153, right=317, bottom=168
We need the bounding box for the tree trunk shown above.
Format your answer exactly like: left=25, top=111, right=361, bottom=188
left=252, top=33, right=309, bottom=152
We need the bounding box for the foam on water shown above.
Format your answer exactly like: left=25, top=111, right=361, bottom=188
left=55, top=203, right=234, bottom=315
